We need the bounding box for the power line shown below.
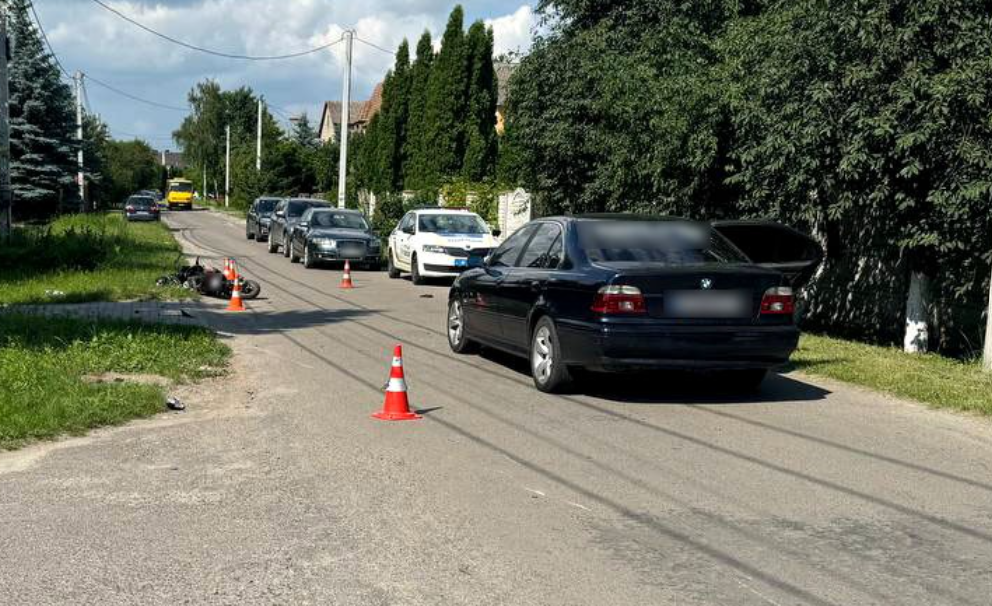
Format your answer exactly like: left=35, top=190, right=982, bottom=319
left=88, top=0, right=345, bottom=61
left=111, top=129, right=175, bottom=141
left=354, top=35, right=396, bottom=57
left=28, top=0, right=72, bottom=78
left=85, top=74, right=190, bottom=112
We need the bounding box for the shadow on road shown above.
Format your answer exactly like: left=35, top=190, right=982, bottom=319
left=477, top=347, right=829, bottom=404
left=205, top=307, right=378, bottom=335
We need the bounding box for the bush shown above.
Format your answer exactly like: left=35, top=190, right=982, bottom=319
left=0, top=215, right=132, bottom=274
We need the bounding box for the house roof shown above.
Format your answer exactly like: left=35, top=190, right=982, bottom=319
left=495, top=62, right=518, bottom=106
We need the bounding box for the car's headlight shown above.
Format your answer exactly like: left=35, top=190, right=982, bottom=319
left=312, top=238, right=337, bottom=249
left=422, top=244, right=445, bottom=254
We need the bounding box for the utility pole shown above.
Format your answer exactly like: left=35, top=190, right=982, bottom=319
left=202, top=165, right=206, bottom=203
left=336, top=29, right=353, bottom=209
left=256, top=97, right=262, bottom=172
left=74, top=72, right=85, bottom=211
left=0, top=11, right=12, bottom=243
left=224, top=124, right=230, bottom=208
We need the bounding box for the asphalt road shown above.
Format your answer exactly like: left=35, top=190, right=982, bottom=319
left=3, top=207, right=992, bottom=605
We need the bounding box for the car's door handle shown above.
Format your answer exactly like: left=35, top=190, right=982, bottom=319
left=528, top=280, right=542, bottom=292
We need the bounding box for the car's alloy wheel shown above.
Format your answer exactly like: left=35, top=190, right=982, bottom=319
left=289, top=241, right=300, bottom=263
left=246, top=224, right=254, bottom=240
left=267, top=232, right=278, bottom=253
left=447, top=299, right=478, bottom=354
left=282, top=234, right=291, bottom=257
left=531, top=317, right=572, bottom=393
left=303, top=243, right=315, bottom=268
left=411, top=254, right=425, bottom=285
left=387, top=250, right=401, bottom=279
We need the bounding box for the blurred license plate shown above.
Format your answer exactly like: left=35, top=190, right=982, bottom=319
left=454, top=258, right=468, bottom=267
left=665, top=290, right=749, bottom=318
left=340, top=246, right=363, bottom=257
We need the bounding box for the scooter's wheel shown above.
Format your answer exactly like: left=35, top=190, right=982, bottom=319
left=240, top=280, right=262, bottom=300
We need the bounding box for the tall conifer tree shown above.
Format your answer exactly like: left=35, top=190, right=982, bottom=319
left=5, top=0, right=77, bottom=216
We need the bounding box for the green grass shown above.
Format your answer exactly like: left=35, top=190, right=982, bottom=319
left=0, top=213, right=190, bottom=305
left=0, top=314, right=230, bottom=450
left=792, top=334, right=992, bottom=416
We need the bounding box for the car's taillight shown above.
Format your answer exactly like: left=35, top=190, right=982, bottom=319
left=760, top=287, right=795, bottom=315
left=591, top=285, right=646, bottom=315
left=125, top=205, right=134, bottom=213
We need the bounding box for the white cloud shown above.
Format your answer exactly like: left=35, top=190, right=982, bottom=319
left=486, top=5, right=534, bottom=56
left=35, top=1, right=536, bottom=141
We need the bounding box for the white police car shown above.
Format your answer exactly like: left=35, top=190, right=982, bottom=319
left=387, top=208, right=501, bottom=284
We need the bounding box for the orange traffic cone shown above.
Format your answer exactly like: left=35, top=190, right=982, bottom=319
left=226, top=276, right=246, bottom=312
left=340, top=259, right=354, bottom=289
left=222, top=258, right=233, bottom=281
left=373, top=345, right=420, bottom=421
left=230, top=258, right=240, bottom=282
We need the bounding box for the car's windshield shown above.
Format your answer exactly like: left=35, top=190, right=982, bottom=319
left=418, top=214, right=488, bottom=235
left=168, top=182, right=193, bottom=193
left=127, top=196, right=155, bottom=207
left=287, top=201, right=316, bottom=217
left=578, top=220, right=748, bottom=265
left=310, top=211, right=369, bottom=230
left=256, top=199, right=278, bottom=213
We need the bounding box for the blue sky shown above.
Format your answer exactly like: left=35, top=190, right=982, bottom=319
left=36, top=1, right=536, bottom=150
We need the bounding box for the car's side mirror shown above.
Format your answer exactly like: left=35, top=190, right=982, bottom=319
left=299, top=221, right=309, bottom=229
left=275, top=210, right=285, bottom=218
left=491, top=229, right=502, bottom=238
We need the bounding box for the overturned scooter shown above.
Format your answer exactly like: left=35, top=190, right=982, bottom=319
left=157, top=256, right=261, bottom=300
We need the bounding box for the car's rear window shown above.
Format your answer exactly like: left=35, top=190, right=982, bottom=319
left=255, top=199, right=278, bottom=213
left=128, top=197, right=155, bottom=208
left=418, top=214, right=487, bottom=234
left=577, top=220, right=748, bottom=265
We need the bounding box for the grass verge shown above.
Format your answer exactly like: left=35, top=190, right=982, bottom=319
left=0, top=314, right=230, bottom=450
left=0, top=213, right=190, bottom=305
left=792, top=333, right=992, bottom=416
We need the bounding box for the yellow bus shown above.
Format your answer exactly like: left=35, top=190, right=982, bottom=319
left=166, top=178, right=194, bottom=210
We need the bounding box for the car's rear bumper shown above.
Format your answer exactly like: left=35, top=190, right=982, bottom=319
left=125, top=214, right=160, bottom=221
left=556, top=321, right=799, bottom=371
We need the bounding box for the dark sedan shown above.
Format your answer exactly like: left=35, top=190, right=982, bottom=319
left=447, top=214, right=822, bottom=393
left=123, top=195, right=160, bottom=222
left=267, top=198, right=330, bottom=256
left=288, top=208, right=382, bottom=269
left=246, top=196, right=281, bottom=242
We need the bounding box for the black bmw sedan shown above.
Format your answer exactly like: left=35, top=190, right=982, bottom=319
left=288, top=207, right=382, bottom=269
left=447, top=214, right=822, bottom=393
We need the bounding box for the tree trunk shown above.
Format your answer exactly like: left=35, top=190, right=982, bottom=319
left=903, top=271, right=931, bottom=353
left=983, top=267, right=992, bottom=370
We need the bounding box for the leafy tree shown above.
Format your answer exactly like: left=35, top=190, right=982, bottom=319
left=462, top=22, right=498, bottom=181
left=403, top=31, right=435, bottom=190
left=507, top=0, right=737, bottom=215
left=174, top=81, right=281, bottom=203
left=421, top=6, right=469, bottom=187
left=81, top=113, right=110, bottom=208
left=101, top=139, right=159, bottom=205
left=4, top=0, right=77, bottom=218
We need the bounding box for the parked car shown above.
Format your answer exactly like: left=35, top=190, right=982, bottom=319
left=123, top=195, right=160, bottom=222
left=447, top=214, right=822, bottom=393
left=246, top=196, right=281, bottom=242
left=267, top=198, right=331, bottom=256
left=387, top=208, right=501, bottom=284
left=287, top=207, right=382, bottom=269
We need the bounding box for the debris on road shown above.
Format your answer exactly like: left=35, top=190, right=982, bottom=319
left=166, top=396, right=186, bottom=411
